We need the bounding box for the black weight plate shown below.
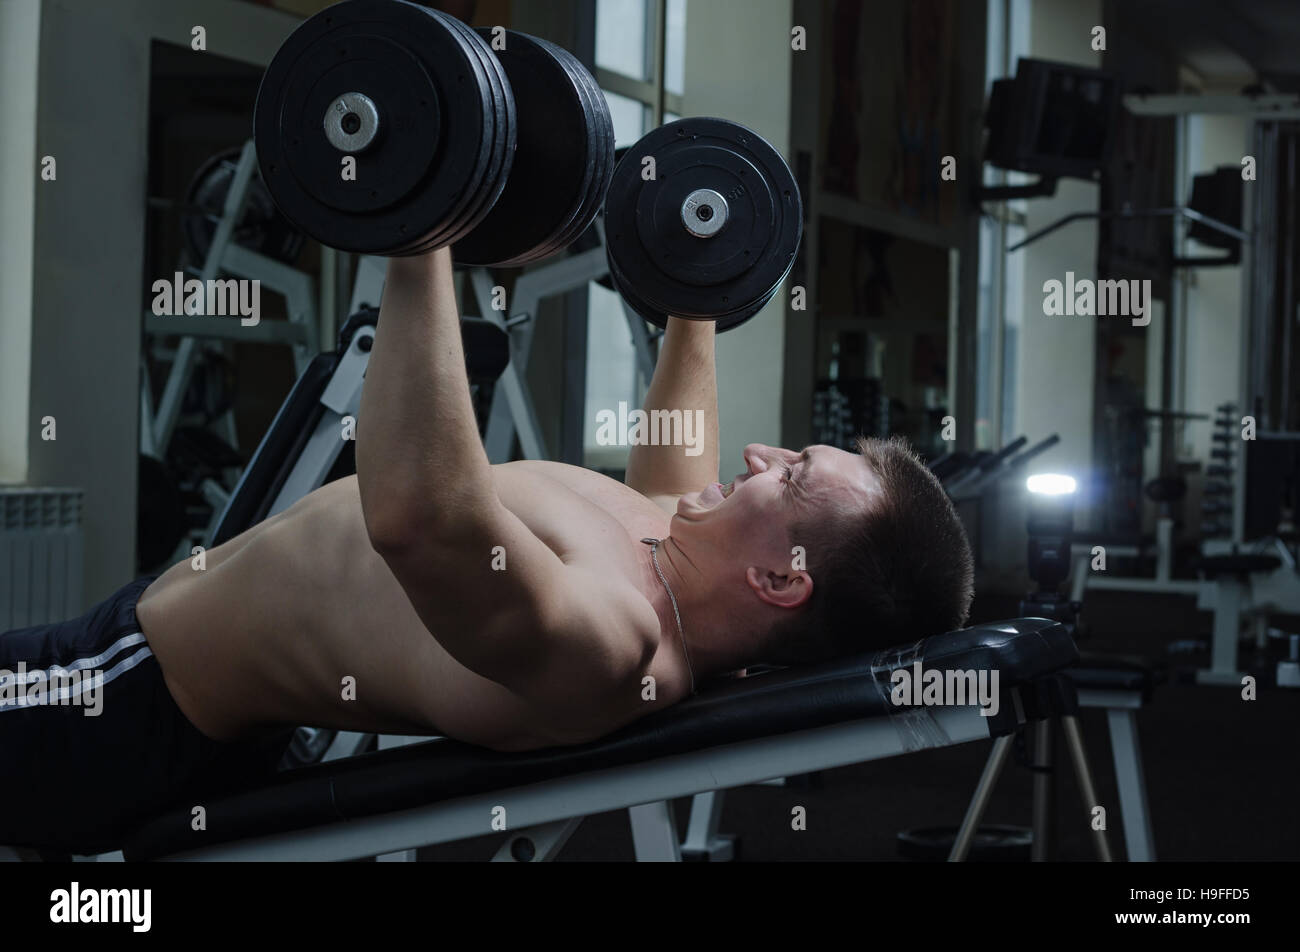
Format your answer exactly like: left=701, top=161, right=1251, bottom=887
left=607, top=247, right=683, bottom=331
left=553, top=53, right=613, bottom=258
left=542, top=41, right=614, bottom=259
left=256, top=0, right=479, bottom=254
left=413, top=12, right=515, bottom=252
left=636, top=145, right=775, bottom=291
left=606, top=216, right=781, bottom=334
left=388, top=12, right=496, bottom=254
left=497, top=37, right=597, bottom=266
left=183, top=148, right=304, bottom=265
left=606, top=251, right=661, bottom=327
left=388, top=9, right=508, bottom=255
left=254, top=0, right=489, bottom=254
left=519, top=37, right=612, bottom=263
left=458, top=17, right=516, bottom=241
left=374, top=18, right=477, bottom=256
left=522, top=44, right=605, bottom=262
left=453, top=30, right=593, bottom=267
left=621, top=139, right=776, bottom=316
left=604, top=117, right=801, bottom=324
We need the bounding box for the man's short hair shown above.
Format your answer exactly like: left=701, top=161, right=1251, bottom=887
left=763, top=435, right=974, bottom=666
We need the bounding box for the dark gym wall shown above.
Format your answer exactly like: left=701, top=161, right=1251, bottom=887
left=509, top=0, right=593, bottom=464
left=784, top=0, right=986, bottom=454
left=23, top=0, right=294, bottom=605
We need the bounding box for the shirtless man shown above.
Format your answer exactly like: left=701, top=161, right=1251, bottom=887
left=0, top=248, right=972, bottom=854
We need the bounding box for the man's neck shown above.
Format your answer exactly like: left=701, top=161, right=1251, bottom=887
left=642, top=537, right=753, bottom=680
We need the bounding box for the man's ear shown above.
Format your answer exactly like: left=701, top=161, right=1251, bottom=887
left=745, top=565, right=813, bottom=609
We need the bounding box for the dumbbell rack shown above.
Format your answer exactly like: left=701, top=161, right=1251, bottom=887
left=141, top=141, right=320, bottom=465
left=139, top=141, right=323, bottom=564
left=1201, top=402, right=1238, bottom=542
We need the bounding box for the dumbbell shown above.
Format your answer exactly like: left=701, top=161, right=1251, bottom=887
left=256, top=1, right=803, bottom=335
left=253, top=0, right=613, bottom=266
left=604, top=117, right=803, bottom=333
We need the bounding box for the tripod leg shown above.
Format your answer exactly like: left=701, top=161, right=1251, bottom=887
left=949, top=734, right=1015, bottom=861
left=1061, top=715, right=1114, bottom=862
left=1030, top=719, right=1055, bottom=862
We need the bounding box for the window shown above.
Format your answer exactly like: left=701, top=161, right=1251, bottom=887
left=602, top=89, right=651, bottom=148
left=664, top=0, right=686, bottom=96
left=585, top=0, right=688, bottom=467
left=593, top=0, right=687, bottom=137
left=596, top=0, right=653, bottom=81
left=974, top=0, right=1030, bottom=450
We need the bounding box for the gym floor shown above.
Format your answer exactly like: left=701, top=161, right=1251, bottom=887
left=425, top=589, right=1300, bottom=861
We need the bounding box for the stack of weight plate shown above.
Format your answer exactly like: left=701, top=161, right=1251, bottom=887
left=254, top=0, right=615, bottom=268
left=253, top=0, right=516, bottom=257
left=604, top=117, right=802, bottom=332
left=454, top=31, right=614, bottom=268
left=400, top=10, right=516, bottom=255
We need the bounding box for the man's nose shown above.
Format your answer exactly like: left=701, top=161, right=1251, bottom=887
left=743, top=443, right=777, bottom=473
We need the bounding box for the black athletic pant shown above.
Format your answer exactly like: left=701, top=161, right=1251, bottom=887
left=0, top=576, right=288, bottom=855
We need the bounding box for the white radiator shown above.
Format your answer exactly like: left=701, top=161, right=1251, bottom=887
left=0, top=488, right=84, bottom=630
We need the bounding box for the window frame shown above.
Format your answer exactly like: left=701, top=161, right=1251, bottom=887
left=595, top=0, right=684, bottom=130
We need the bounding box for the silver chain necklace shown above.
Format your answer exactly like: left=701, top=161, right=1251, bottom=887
left=641, top=538, right=697, bottom=696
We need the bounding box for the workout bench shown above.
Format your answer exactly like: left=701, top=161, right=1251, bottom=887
left=113, top=619, right=1075, bottom=861
left=6, top=310, right=1083, bottom=862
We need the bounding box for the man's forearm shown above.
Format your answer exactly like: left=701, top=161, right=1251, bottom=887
left=356, top=248, right=493, bottom=544
left=624, top=317, right=719, bottom=495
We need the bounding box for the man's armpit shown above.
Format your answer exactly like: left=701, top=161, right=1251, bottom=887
left=521, top=579, right=658, bottom=705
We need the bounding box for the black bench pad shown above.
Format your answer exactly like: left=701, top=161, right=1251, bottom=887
left=122, top=618, right=1074, bottom=859
left=1192, top=554, right=1282, bottom=576
left=1066, top=651, right=1164, bottom=701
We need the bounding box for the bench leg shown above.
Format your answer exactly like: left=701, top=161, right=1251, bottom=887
left=1155, top=517, right=1173, bottom=582
left=1106, top=708, right=1157, bottom=861
left=681, top=791, right=735, bottom=861
left=492, top=818, right=582, bottom=862
left=1198, top=578, right=1245, bottom=685
left=628, top=801, right=682, bottom=862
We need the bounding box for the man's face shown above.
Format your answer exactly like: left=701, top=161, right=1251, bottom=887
left=673, top=443, right=882, bottom=561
